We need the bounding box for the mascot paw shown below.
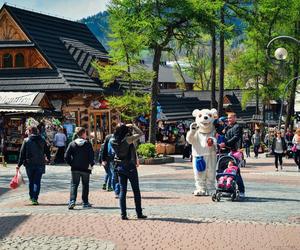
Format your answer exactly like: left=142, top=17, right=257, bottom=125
left=193, top=190, right=206, bottom=196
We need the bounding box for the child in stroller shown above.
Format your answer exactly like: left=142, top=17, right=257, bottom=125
left=212, top=160, right=240, bottom=202
left=213, top=150, right=245, bottom=201
left=217, top=161, right=238, bottom=190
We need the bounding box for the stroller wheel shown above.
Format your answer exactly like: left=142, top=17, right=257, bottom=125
left=235, top=190, right=240, bottom=201
left=216, top=192, right=221, bottom=202
left=231, top=193, right=236, bottom=201
left=212, top=193, right=217, bottom=202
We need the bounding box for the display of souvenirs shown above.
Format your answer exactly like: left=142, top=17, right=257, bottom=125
left=156, top=122, right=189, bottom=145
left=5, top=118, right=23, bottom=157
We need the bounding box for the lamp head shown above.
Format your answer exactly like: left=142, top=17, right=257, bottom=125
left=274, top=47, right=288, bottom=60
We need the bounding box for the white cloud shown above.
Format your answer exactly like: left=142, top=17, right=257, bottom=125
left=1, top=0, right=110, bottom=20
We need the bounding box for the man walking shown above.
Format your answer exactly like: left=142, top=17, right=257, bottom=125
left=17, top=126, right=51, bottom=205
left=65, top=127, right=95, bottom=209
left=53, top=127, right=67, bottom=164
left=251, top=130, right=261, bottom=158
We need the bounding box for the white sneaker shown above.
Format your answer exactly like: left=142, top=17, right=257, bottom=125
left=239, top=192, right=245, bottom=198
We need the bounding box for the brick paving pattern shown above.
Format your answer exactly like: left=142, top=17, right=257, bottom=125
left=0, top=155, right=299, bottom=249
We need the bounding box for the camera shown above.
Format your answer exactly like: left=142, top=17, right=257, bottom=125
left=127, top=127, right=133, bottom=135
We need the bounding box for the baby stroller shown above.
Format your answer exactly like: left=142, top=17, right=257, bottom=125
left=212, top=153, right=241, bottom=202
left=286, top=144, right=294, bottom=159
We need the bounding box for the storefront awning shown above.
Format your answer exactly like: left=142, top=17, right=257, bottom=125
left=0, top=92, right=40, bottom=105
left=0, top=92, right=52, bottom=114
left=0, top=106, right=42, bottom=113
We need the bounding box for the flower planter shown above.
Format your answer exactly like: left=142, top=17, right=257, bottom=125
left=139, top=156, right=175, bottom=165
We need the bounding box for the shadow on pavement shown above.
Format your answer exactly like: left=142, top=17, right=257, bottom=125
left=247, top=162, right=273, bottom=167
left=0, top=215, right=30, bottom=239
left=161, top=164, right=192, bottom=170
left=92, top=206, right=121, bottom=210
left=147, top=217, right=211, bottom=224
left=244, top=196, right=300, bottom=203
left=0, top=187, right=11, bottom=197
left=36, top=203, right=68, bottom=206
left=248, top=162, right=295, bottom=167
left=128, top=196, right=179, bottom=200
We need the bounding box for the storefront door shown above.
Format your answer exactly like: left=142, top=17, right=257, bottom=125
left=89, top=111, right=110, bottom=151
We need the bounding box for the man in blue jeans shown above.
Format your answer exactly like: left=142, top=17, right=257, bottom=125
left=17, top=126, right=51, bottom=205
left=65, top=127, right=95, bottom=209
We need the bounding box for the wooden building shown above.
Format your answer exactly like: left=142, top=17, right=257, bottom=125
left=0, top=4, right=120, bottom=151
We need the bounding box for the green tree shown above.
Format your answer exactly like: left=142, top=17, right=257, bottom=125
left=106, top=0, right=218, bottom=143
left=107, top=92, right=151, bottom=122
left=227, top=0, right=294, bottom=123
left=92, top=0, right=153, bottom=91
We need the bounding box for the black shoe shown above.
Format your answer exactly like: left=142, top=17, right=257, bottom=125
left=121, top=215, right=128, bottom=220
left=83, top=202, right=92, bottom=208
left=137, top=214, right=147, bottom=219
left=31, top=199, right=39, bottom=205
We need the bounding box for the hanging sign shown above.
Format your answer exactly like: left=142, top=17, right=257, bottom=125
left=90, top=100, right=108, bottom=109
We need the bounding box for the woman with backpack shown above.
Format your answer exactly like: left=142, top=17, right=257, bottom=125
left=111, top=123, right=147, bottom=220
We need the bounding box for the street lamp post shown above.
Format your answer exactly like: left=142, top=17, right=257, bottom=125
left=266, top=35, right=300, bottom=129
left=278, top=76, right=300, bottom=129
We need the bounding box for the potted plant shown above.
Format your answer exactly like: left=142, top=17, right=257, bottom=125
left=137, top=143, right=174, bottom=164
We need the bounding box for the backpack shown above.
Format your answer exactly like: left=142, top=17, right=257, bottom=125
left=110, top=138, right=131, bottom=162
left=107, top=138, right=116, bottom=160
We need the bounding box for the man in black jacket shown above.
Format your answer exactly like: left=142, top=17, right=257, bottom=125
left=17, top=126, right=51, bottom=205
left=65, top=127, right=95, bottom=209
left=219, top=113, right=245, bottom=198
left=219, top=113, right=243, bottom=152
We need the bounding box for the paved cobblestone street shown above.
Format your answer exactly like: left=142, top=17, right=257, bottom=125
left=0, top=155, right=299, bottom=249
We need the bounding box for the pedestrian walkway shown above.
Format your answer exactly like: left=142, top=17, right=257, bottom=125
left=0, top=155, right=299, bottom=249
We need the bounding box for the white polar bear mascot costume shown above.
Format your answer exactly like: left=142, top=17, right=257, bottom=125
left=186, top=108, right=217, bottom=196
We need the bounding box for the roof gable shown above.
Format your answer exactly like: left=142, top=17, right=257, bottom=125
left=0, top=4, right=107, bottom=92
left=0, top=8, right=30, bottom=41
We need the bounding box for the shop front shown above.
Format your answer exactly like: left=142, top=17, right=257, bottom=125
left=61, top=95, right=120, bottom=152
left=156, top=120, right=191, bottom=155
left=0, top=92, right=55, bottom=162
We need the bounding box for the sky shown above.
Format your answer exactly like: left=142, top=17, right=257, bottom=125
left=0, top=0, right=110, bottom=20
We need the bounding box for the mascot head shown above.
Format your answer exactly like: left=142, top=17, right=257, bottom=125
left=192, top=108, right=217, bottom=134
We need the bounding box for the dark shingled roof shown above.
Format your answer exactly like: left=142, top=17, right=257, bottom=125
left=0, top=4, right=108, bottom=92
left=118, top=63, right=195, bottom=91
left=159, top=89, right=259, bottom=122
left=157, top=94, right=211, bottom=121
left=147, top=64, right=194, bottom=84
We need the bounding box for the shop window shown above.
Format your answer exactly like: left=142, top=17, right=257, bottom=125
left=3, top=53, right=13, bottom=68
left=15, top=53, right=25, bottom=68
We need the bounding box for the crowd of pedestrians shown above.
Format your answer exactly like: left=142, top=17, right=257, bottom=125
left=16, top=116, right=300, bottom=218
left=17, top=123, right=146, bottom=220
